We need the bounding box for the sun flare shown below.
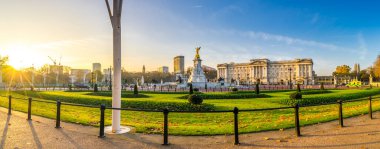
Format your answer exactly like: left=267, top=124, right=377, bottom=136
left=1, top=44, right=47, bottom=69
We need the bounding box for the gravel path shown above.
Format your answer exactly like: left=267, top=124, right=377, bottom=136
left=1, top=107, right=380, bottom=149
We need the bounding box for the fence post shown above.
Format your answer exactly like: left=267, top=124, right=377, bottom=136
left=233, top=107, right=239, bottom=145
left=27, top=97, right=32, bottom=120
left=163, top=109, right=169, bottom=145
left=98, top=104, right=106, bottom=138
left=369, top=96, right=373, bottom=119
left=338, top=100, right=344, bottom=127
left=56, top=100, right=61, bottom=128
left=294, top=104, right=301, bottom=137
left=8, top=95, right=11, bottom=115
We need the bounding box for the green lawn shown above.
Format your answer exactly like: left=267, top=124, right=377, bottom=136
left=0, top=88, right=379, bottom=135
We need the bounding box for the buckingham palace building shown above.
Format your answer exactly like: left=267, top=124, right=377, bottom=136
left=217, top=58, right=315, bottom=85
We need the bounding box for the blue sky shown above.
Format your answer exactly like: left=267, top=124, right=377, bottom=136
left=1, top=0, right=380, bottom=75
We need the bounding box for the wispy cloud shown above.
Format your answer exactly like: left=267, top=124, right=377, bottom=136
left=193, top=5, right=203, bottom=8
left=310, top=13, right=319, bottom=24
left=243, top=31, right=338, bottom=50
left=357, top=32, right=368, bottom=60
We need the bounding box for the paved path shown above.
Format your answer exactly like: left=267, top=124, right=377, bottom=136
left=1, top=107, right=380, bottom=149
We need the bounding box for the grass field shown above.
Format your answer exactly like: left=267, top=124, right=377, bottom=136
left=0, top=88, right=379, bottom=135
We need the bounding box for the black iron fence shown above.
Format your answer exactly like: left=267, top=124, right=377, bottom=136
left=1, top=95, right=378, bottom=145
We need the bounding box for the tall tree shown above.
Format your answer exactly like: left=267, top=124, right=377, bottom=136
left=333, top=65, right=351, bottom=76
left=0, top=56, right=9, bottom=84
left=373, top=55, right=380, bottom=78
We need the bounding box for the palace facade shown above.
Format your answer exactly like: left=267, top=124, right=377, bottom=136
left=217, top=58, right=315, bottom=85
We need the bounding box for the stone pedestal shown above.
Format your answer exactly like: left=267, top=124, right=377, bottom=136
left=188, top=47, right=207, bottom=88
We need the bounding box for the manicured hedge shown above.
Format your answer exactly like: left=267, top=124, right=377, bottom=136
left=179, top=93, right=269, bottom=99
left=125, top=91, right=189, bottom=94
left=15, top=91, right=215, bottom=111
left=122, top=101, right=214, bottom=111
left=294, top=90, right=332, bottom=95
left=86, top=92, right=149, bottom=98
left=281, top=89, right=380, bottom=106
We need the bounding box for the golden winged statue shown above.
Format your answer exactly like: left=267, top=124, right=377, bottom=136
left=195, top=47, right=201, bottom=59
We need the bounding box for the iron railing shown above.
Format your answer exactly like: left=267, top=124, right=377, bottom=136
left=1, top=94, right=379, bottom=145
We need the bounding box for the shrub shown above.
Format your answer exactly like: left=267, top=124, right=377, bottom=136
left=188, top=94, right=203, bottom=105
left=134, top=84, right=138, bottom=95
left=193, top=88, right=199, bottom=92
left=68, top=84, right=73, bottom=91
left=255, top=83, right=260, bottom=94
left=189, top=84, right=193, bottom=94
left=289, top=92, right=302, bottom=100
left=320, top=83, right=324, bottom=90
left=94, top=84, right=98, bottom=92
left=288, top=92, right=302, bottom=106
left=232, top=87, right=238, bottom=92
left=297, top=84, right=301, bottom=92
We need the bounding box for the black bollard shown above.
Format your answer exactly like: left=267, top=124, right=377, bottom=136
left=294, top=104, right=301, bottom=137
left=369, top=96, right=373, bottom=119
left=8, top=95, right=12, bottom=115
left=163, top=109, right=169, bottom=145
left=56, top=100, right=61, bottom=128
left=27, top=98, right=32, bottom=120
left=233, top=107, right=240, bottom=145
left=338, top=100, right=343, bottom=127
left=98, top=104, right=106, bottom=138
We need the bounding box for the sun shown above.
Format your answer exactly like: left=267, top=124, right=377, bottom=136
left=1, top=44, right=47, bottom=70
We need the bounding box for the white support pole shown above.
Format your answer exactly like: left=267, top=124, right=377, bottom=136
left=106, top=0, right=123, bottom=133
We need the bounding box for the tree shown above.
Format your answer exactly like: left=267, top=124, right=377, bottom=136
left=189, top=84, right=193, bottom=94
left=94, top=84, right=98, bottom=92
left=0, top=56, right=9, bottom=84
left=297, top=84, right=301, bottom=92
left=203, top=67, right=217, bottom=80
left=333, top=65, right=351, bottom=76
left=255, top=83, right=260, bottom=94
left=373, top=55, right=380, bottom=78
left=134, top=84, right=138, bottom=95
left=359, top=70, right=370, bottom=82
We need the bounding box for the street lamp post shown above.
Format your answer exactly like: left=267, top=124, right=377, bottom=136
left=109, top=66, right=112, bottom=91
left=91, top=72, right=94, bottom=88
left=288, top=68, right=293, bottom=89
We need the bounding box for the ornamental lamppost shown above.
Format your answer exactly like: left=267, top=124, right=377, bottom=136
left=91, top=72, right=94, bottom=87
left=288, top=68, right=293, bottom=89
